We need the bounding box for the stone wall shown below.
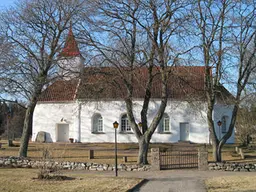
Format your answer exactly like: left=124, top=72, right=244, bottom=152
left=208, top=162, right=256, bottom=172
left=198, top=146, right=208, bottom=171
left=0, top=156, right=150, bottom=171
left=4, top=156, right=256, bottom=172
left=151, top=148, right=160, bottom=171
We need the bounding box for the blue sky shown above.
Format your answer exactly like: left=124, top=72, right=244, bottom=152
left=0, top=0, right=16, bottom=9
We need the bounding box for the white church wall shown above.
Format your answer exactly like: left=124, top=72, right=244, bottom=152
left=32, top=102, right=77, bottom=142
left=32, top=100, right=235, bottom=144
left=79, top=100, right=210, bottom=143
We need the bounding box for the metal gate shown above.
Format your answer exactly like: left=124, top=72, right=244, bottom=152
left=160, top=150, right=198, bottom=169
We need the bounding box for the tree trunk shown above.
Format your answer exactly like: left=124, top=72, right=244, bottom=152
left=137, top=136, right=149, bottom=165
left=217, top=144, right=222, bottom=162
left=212, top=136, right=225, bottom=162
left=214, top=104, right=239, bottom=162
left=18, top=102, right=36, bottom=157
left=212, top=137, right=223, bottom=162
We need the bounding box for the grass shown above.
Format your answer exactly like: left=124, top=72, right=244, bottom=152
left=0, top=168, right=142, bottom=192
left=205, top=176, right=256, bottom=192
left=1, top=140, right=256, bottom=164
left=0, top=140, right=200, bottom=164
left=0, top=140, right=140, bottom=164
left=208, top=145, right=256, bottom=162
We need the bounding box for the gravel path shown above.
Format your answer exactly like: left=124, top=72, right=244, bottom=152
left=133, top=177, right=206, bottom=192
left=129, top=170, right=256, bottom=192
left=65, top=169, right=256, bottom=192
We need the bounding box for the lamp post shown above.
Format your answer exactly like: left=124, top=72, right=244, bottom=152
left=217, top=120, right=222, bottom=140
left=113, top=121, right=119, bottom=177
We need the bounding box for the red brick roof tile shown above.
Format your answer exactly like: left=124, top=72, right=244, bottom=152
left=38, top=80, right=79, bottom=102
left=76, top=66, right=206, bottom=100
left=38, top=66, right=233, bottom=102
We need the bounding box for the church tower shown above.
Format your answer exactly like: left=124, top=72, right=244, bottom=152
left=58, top=26, right=84, bottom=80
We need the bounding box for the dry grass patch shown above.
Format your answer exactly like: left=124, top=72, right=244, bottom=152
left=1, top=140, right=256, bottom=164
left=206, top=176, right=256, bottom=192
left=208, top=151, right=242, bottom=162
left=0, top=168, right=142, bottom=192
left=0, top=141, right=140, bottom=164
left=0, top=141, right=184, bottom=164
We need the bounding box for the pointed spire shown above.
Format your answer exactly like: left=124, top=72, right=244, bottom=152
left=60, top=22, right=81, bottom=57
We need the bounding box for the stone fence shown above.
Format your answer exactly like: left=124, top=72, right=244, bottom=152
left=0, top=156, right=150, bottom=171
left=208, top=162, right=256, bottom=172
left=2, top=150, right=254, bottom=172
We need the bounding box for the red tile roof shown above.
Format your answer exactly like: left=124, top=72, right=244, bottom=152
left=38, top=80, right=79, bottom=102
left=39, top=66, right=209, bottom=102
left=77, top=66, right=206, bottom=100
left=38, top=66, right=235, bottom=103
left=59, top=26, right=81, bottom=57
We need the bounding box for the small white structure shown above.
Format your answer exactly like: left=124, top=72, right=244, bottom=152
left=32, top=28, right=235, bottom=144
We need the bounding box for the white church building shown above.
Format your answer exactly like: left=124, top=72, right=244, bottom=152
left=32, top=27, right=235, bottom=144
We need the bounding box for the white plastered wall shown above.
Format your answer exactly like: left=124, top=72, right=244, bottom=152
left=58, top=56, right=84, bottom=80
left=32, top=100, right=235, bottom=143
left=32, top=102, right=78, bottom=142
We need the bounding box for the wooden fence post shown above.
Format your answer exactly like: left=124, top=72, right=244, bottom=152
left=239, top=148, right=245, bottom=159
left=123, top=156, right=128, bottom=162
left=235, top=146, right=239, bottom=153
left=88, top=150, right=94, bottom=159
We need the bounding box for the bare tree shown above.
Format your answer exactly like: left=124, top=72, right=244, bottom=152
left=0, top=101, right=26, bottom=140
left=192, top=0, right=256, bottom=161
left=0, top=0, right=85, bottom=157
left=79, top=0, right=192, bottom=164
left=236, top=105, right=256, bottom=146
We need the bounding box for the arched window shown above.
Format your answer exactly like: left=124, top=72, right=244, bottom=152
left=92, top=114, right=103, bottom=133
left=121, top=114, right=131, bottom=132
left=159, top=113, right=170, bottom=133
left=221, top=116, right=228, bottom=133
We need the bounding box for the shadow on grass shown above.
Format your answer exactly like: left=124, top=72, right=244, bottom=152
left=244, top=154, right=256, bottom=160
left=127, top=179, right=149, bottom=192
left=33, top=175, right=76, bottom=181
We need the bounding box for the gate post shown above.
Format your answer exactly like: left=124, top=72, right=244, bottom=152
left=151, top=148, right=160, bottom=171
left=198, top=145, right=208, bottom=171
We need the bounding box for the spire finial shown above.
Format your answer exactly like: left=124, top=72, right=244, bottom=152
left=70, top=20, right=72, bottom=30
left=68, top=20, right=73, bottom=35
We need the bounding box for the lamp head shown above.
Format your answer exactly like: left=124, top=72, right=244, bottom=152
left=113, top=121, right=119, bottom=129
